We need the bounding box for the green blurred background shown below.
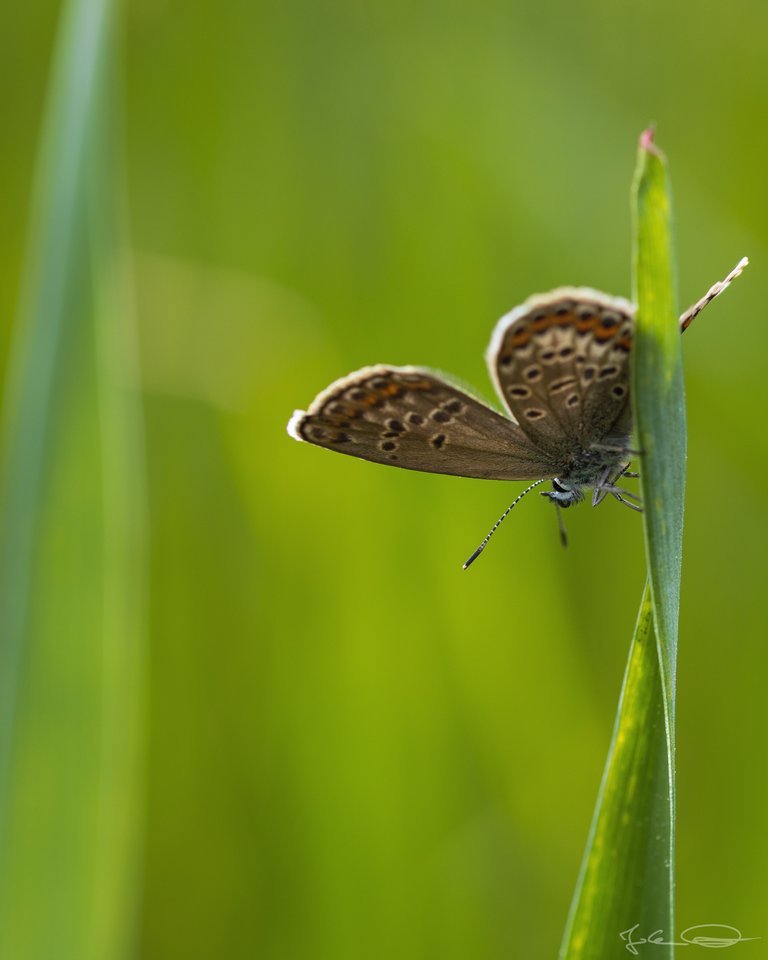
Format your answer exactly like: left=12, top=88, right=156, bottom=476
left=1, top=0, right=765, bottom=957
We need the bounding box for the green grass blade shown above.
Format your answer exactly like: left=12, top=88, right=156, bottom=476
left=632, top=131, right=684, bottom=713
left=560, top=131, right=682, bottom=959
left=560, top=584, right=672, bottom=957
left=0, top=0, right=145, bottom=957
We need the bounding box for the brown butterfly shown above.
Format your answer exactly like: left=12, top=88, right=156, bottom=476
left=289, top=260, right=746, bottom=566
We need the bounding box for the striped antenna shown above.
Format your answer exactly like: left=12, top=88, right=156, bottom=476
left=463, top=478, right=547, bottom=570
left=679, top=256, right=748, bottom=333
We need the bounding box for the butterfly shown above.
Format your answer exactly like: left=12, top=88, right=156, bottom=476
left=288, top=260, right=746, bottom=567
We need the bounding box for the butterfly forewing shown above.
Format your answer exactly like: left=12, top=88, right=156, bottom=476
left=487, top=288, right=635, bottom=459
left=289, top=365, right=555, bottom=480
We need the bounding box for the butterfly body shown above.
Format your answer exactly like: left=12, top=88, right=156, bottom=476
left=545, top=446, right=630, bottom=507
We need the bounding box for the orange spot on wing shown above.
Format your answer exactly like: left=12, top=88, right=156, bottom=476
left=593, top=325, right=619, bottom=341
left=530, top=314, right=554, bottom=332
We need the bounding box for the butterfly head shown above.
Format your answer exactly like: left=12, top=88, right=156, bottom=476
left=541, top=477, right=585, bottom=509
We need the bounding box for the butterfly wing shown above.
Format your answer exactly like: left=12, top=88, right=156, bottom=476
left=288, top=365, right=555, bottom=480
left=486, top=288, right=635, bottom=459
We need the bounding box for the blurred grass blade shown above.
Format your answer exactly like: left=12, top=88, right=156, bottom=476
left=0, top=0, right=146, bottom=958
left=560, top=131, right=682, bottom=959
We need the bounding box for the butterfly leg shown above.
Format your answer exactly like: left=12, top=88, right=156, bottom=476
left=615, top=463, right=642, bottom=503
left=593, top=463, right=642, bottom=510
left=593, top=486, right=641, bottom=508
left=611, top=492, right=643, bottom=513
left=603, top=485, right=642, bottom=502
left=612, top=462, right=641, bottom=486
left=593, top=464, right=634, bottom=506
left=603, top=477, right=643, bottom=511
left=592, top=465, right=615, bottom=507
left=555, top=504, right=568, bottom=549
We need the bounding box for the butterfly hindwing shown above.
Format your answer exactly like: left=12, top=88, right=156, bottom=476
left=487, top=288, right=635, bottom=460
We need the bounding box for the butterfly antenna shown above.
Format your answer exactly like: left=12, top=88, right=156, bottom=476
left=463, top=479, right=547, bottom=570
left=679, top=256, right=748, bottom=333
